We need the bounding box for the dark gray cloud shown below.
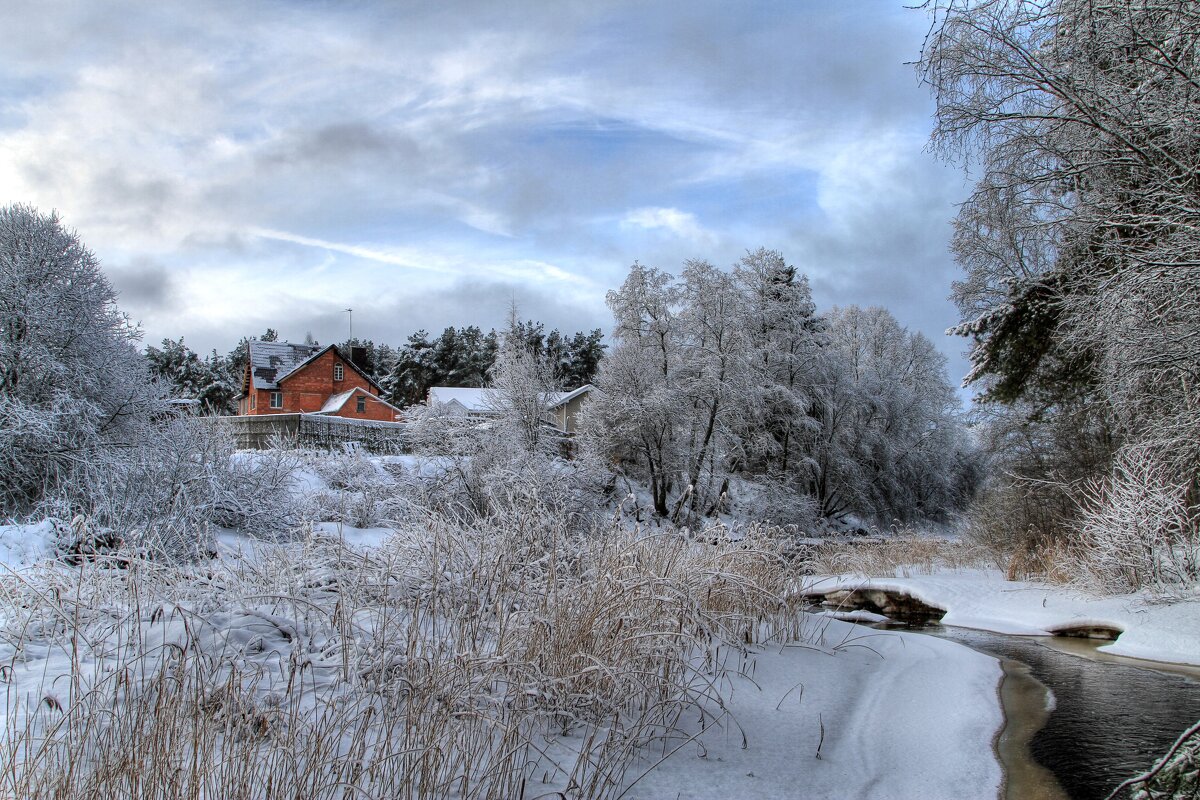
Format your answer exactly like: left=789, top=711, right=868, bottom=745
left=107, top=257, right=179, bottom=310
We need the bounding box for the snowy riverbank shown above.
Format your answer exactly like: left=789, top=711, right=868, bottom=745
left=807, top=569, right=1200, bottom=666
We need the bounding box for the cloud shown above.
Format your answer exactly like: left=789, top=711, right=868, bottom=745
left=0, top=0, right=975, bottom=390
left=621, top=207, right=715, bottom=245
left=107, top=257, right=179, bottom=310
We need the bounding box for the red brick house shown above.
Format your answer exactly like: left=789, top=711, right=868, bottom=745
left=236, top=341, right=403, bottom=422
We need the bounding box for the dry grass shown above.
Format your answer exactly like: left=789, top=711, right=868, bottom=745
left=0, top=512, right=809, bottom=799
left=807, top=532, right=996, bottom=578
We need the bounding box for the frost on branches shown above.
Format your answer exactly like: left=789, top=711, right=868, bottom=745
left=583, top=249, right=976, bottom=529
left=921, top=0, right=1200, bottom=590
left=0, top=204, right=157, bottom=509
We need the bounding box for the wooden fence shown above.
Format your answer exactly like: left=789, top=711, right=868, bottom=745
left=216, top=414, right=409, bottom=453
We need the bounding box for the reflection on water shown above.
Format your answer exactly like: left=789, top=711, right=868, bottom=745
left=925, top=626, right=1200, bottom=800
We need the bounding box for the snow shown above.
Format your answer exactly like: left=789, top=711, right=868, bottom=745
left=316, top=388, right=356, bottom=413
left=14, top=445, right=1200, bottom=797
left=810, top=569, right=1200, bottom=665
left=0, top=519, right=59, bottom=571
left=629, top=617, right=1003, bottom=800
left=311, top=521, right=395, bottom=549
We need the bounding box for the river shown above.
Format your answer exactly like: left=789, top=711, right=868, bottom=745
left=920, top=625, right=1200, bottom=800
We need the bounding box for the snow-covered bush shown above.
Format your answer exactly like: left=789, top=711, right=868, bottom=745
left=1076, top=443, right=1200, bottom=594
left=0, top=205, right=158, bottom=510
left=403, top=398, right=608, bottom=530
left=746, top=476, right=822, bottom=531
left=298, top=447, right=396, bottom=528
left=35, top=418, right=299, bottom=560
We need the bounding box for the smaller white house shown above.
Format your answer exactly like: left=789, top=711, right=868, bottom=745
left=426, top=387, right=499, bottom=417
left=427, top=385, right=593, bottom=433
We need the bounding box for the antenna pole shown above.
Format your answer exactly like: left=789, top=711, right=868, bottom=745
left=343, top=308, right=353, bottom=341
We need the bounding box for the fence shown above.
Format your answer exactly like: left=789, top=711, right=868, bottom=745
left=216, top=414, right=409, bottom=453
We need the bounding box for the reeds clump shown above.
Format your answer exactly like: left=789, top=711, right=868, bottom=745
left=0, top=508, right=808, bottom=799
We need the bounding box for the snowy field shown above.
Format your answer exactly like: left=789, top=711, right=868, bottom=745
left=4, top=451, right=1195, bottom=798
left=0, top=455, right=1008, bottom=800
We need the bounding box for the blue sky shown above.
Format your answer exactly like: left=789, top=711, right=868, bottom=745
left=0, top=1, right=973, bottom=387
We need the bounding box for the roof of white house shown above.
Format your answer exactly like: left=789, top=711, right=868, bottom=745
left=428, top=385, right=593, bottom=413
left=545, top=384, right=593, bottom=409
left=427, top=387, right=496, bottom=412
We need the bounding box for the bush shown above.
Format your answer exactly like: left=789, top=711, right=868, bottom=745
left=35, top=418, right=300, bottom=561
left=0, top=205, right=157, bottom=510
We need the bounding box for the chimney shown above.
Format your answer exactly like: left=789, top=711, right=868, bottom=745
left=350, top=346, right=370, bottom=372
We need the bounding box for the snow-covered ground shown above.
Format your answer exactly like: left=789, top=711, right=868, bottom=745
left=2, top=516, right=1007, bottom=799
left=809, top=569, right=1200, bottom=666
left=627, top=617, right=1003, bottom=800
left=8, top=450, right=1196, bottom=799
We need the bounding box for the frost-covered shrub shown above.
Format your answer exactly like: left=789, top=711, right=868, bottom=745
left=304, top=447, right=390, bottom=493
left=37, top=418, right=300, bottom=560
left=745, top=477, right=822, bottom=531
left=402, top=401, right=608, bottom=530
left=1076, top=444, right=1200, bottom=593
left=297, top=448, right=399, bottom=528
left=0, top=205, right=158, bottom=510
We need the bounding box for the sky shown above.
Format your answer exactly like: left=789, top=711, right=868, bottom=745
left=0, top=1, right=974, bottom=388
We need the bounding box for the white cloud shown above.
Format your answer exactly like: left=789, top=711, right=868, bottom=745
left=621, top=207, right=715, bottom=244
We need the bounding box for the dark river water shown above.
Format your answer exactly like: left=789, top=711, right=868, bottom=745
left=922, top=625, right=1200, bottom=800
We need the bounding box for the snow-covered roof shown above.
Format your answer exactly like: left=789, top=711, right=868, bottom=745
left=247, top=341, right=324, bottom=390
left=427, top=387, right=499, bottom=413
left=310, top=389, right=405, bottom=418
left=545, top=384, right=593, bottom=409
left=427, top=385, right=594, bottom=413
left=316, top=389, right=357, bottom=414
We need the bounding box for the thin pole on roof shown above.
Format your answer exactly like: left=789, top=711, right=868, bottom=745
left=343, top=308, right=352, bottom=341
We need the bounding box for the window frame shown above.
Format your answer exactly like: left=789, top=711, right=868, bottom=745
left=250, top=394, right=256, bottom=410
left=356, top=395, right=366, bottom=413
left=270, top=391, right=283, bottom=409
left=334, top=362, right=344, bottom=381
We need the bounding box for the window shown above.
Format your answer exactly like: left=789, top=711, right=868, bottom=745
left=356, top=396, right=366, bottom=413
left=334, top=363, right=344, bottom=381
left=270, top=391, right=283, bottom=409
left=250, top=394, right=256, bottom=410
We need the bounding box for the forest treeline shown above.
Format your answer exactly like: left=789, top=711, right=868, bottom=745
left=143, top=322, right=606, bottom=414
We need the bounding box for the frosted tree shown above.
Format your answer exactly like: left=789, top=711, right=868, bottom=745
left=486, top=309, right=558, bottom=455
left=921, top=0, right=1200, bottom=572
left=585, top=263, right=682, bottom=517
left=803, top=306, right=966, bottom=523
left=669, top=259, right=752, bottom=521
left=732, top=248, right=824, bottom=478
left=0, top=204, right=156, bottom=509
